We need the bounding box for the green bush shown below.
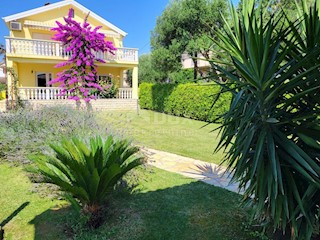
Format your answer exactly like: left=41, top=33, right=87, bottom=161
left=0, top=106, right=103, bottom=164
left=168, top=69, right=194, bottom=83
left=29, top=135, right=143, bottom=228
left=0, top=83, right=6, bottom=91
left=139, top=82, right=231, bottom=122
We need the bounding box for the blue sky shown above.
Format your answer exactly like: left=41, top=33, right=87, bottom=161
left=0, top=0, right=239, bottom=55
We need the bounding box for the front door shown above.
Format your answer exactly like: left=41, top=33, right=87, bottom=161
left=36, top=72, right=52, bottom=87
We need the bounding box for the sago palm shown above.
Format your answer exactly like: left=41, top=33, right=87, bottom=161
left=30, top=135, right=143, bottom=215
left=210, top=0, right=320, bottom=238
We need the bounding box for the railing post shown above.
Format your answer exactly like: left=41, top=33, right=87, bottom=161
left=135, top=50, right=138, bottom=62
left=46, top=88, right=50, bottom=100
left=5, top=38, right=11, bottom=54
left=55, top=43, right=60, bottom=57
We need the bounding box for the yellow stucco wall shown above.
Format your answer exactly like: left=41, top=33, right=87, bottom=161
left=15, top=62, right=124, bottom=87
left=5, top=2, right=139, bottom=99
left=9, top=4, right=123, bottom=47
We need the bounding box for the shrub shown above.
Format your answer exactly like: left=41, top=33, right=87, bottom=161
left=29, top=135, right=144, bottom=227
left=0, top=83, right=6, bottom=91
left=139, top=82, right=231, bottom=122
left=168, top=69, right=194, bottom=83
left=90, top=77, right=118, bottom=99
left=211, top=1, right=320, bottom=238
left=0, top=106, right=104, bottom=164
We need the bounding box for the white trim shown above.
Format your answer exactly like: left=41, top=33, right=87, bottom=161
left=24, top=20, right=55, bottom=30
left=2, top=0, right=127, bottom=36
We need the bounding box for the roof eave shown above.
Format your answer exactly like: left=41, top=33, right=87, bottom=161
left=2, top=0, right=127, bottom=36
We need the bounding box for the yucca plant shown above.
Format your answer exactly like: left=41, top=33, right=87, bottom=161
left=29, top=135, right=143, bottom=224
left=210, top=0, right=320, bottom=239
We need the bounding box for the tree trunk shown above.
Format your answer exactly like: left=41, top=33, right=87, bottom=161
left=193, top=52, right=198, bottom=80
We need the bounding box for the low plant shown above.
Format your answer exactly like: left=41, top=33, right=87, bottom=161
left=90, top=76, right=118, bottom=99
left=0, top=106, right=103, bottom=165
left=0, top=83, right=6, bottom=92
left=29, top=135, right=144, bottom=228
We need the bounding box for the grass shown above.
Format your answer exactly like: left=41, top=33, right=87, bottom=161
left=0, top=107, right=258, bottom=239
left=0, top=164, right=254, bottom=240
left=97, top=110, right=224, bottom=164
left=0, top=164, right=67, bottom=240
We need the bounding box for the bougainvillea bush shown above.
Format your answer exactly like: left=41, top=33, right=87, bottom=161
left=50, top=9, right=116, bottom=102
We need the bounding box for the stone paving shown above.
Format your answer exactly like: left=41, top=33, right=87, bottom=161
left=142, top=147, right=243, bottom=194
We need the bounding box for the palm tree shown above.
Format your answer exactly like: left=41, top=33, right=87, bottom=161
left=210, top=0, right=320, bottom=238
left=30, top=135, right=144, bottom=227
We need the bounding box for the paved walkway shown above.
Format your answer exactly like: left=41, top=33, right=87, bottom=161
left=142, top=148, right=243, bottom=194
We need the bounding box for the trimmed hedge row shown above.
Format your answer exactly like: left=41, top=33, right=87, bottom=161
left=139, top=83, right=231, bottom=123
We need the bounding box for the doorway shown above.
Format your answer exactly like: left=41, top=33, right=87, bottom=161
left=36, top=72, right=52, bottom=87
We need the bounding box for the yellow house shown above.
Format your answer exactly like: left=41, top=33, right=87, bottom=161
left=2, top=0, right=138, bottom=104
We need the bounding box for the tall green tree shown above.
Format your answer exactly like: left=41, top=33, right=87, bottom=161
left=138, top=54, right=164, bottom=83
left=151, top=0, right=228, bottom=81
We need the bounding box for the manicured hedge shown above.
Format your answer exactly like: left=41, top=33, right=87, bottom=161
left=139, top=83, right=231, bottom=123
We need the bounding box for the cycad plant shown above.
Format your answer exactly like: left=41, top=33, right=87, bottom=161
left=30, top=135, right=143, bottom=222
left=211, top=0, right=320, bottom=238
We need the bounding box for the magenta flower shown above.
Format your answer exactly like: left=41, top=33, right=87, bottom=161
left=51, top=8, right=116, bottom=102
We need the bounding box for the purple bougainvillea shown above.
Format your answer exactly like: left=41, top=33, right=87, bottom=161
left=49, top=9, right=116, bottom=102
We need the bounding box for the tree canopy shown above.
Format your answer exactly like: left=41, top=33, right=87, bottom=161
left=138, top=54, right=159, bottom=83
left=151, top=0, right=229, bottom=81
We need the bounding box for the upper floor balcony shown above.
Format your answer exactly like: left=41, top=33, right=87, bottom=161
left=5, top=37, right=138, bottom=63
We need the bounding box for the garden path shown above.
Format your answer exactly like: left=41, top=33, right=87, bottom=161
left=143, top=148, right=243, bottom=194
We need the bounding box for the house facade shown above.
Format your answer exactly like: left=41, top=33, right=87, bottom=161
left=181, top=52, right=211, bottom=77
left=2, top=0, right=138, bottom=104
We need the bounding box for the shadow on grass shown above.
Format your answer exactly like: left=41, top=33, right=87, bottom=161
left=30, top=181, right=253, bottom=240
left=0, top=202, right=30, bottom=240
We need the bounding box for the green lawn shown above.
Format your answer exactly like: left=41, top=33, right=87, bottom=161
left=97, top=110, right=224, bottom=164
left=0, top=108, right=256, bottom=240
left=0, top=164, right=254, bottom=240
left=0, top=164, right=67, bottom=240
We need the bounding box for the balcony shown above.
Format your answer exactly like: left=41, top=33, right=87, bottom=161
left=5, top=37, right=138, bottom=63
left=17, top=87, right=133, bottom=100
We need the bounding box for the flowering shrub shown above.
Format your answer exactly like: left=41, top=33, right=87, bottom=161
left=90, top=75, right=118, bottom=98
left=0, top=106, right=103, bottom=165
left=50, top=9, right=116, bottom=102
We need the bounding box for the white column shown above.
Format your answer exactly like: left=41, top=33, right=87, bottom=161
left=132, top=66, right=138, bottom=99
left=5, top=39, right=11, bottom=54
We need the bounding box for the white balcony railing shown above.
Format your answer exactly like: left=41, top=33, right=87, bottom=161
left=18, top=87, right=132, bottom=100
left=5, top=37, right=138, bottom=62
left=118, top=88, right=132, bottom=99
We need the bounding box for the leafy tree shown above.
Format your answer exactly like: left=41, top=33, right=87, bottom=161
left=138, top=54, right=159, bottom=83
left=211, top=0, right=320, bottom=238
left=50, top=9, right=116, bottom=102
left=151, top=0, right=228, bottom=81
left=29, top=135, right=143, bottom=227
